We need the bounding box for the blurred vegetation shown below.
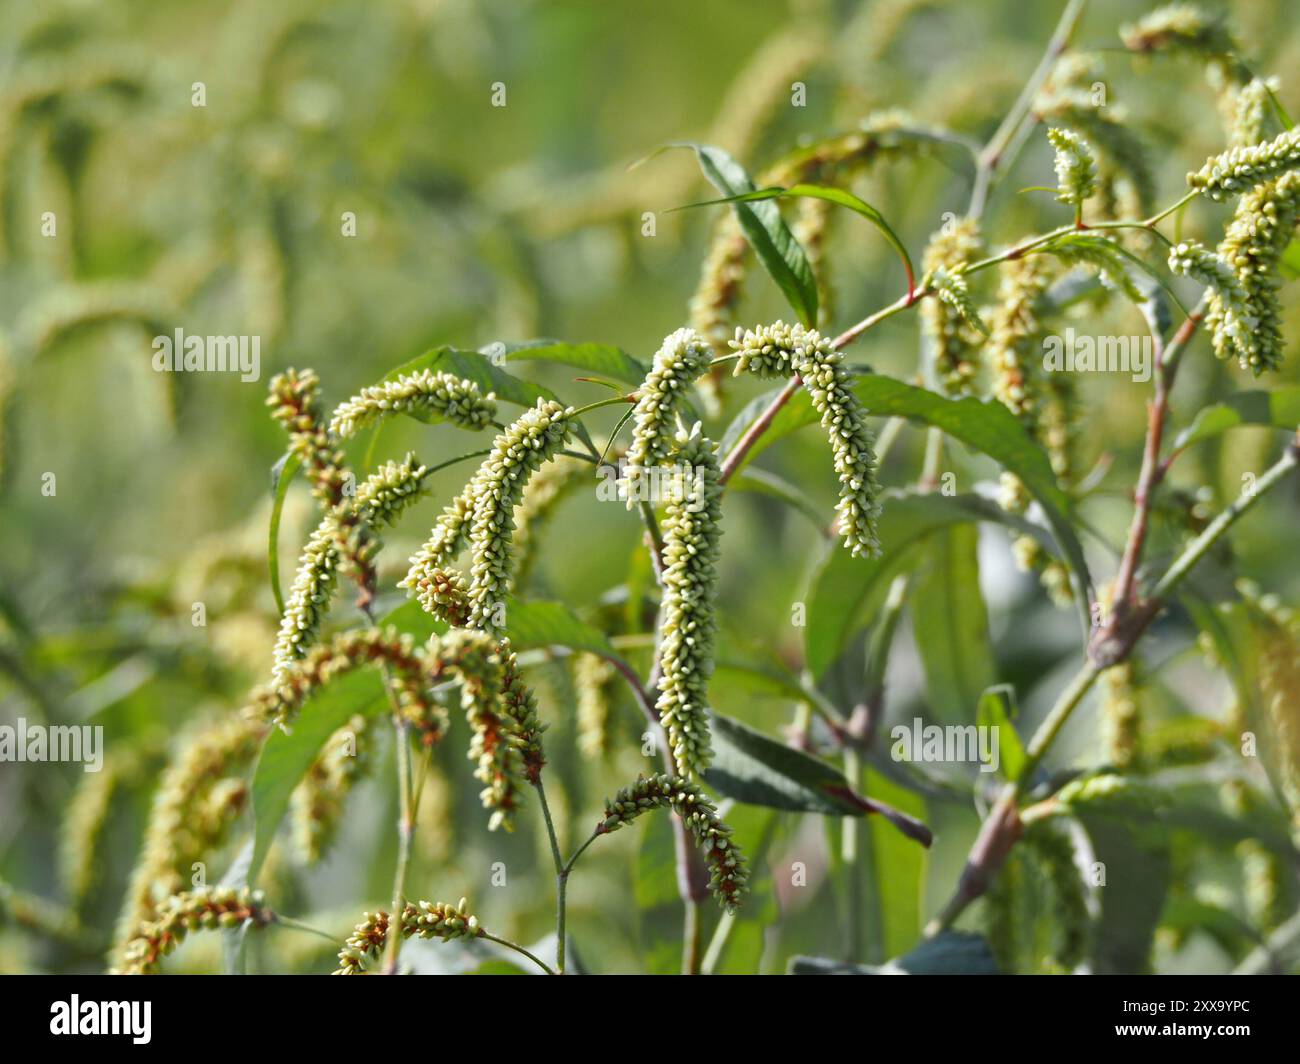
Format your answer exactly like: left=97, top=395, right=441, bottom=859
left=2, top=0, right=1299, bottom=975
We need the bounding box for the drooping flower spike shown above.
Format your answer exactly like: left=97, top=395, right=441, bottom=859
left=404, top=398, right=573, bottom=634
left=622, top=327, right=712, bottom=507
left=333, top=898, right=484, bottom=974
left=598, top=774, right=749, bottom=913
left=1047, top=127, right=1097, bottom=207
left=917, top=217, right=985, bottom=394
left=328, top=369, right=497, bottom=439
left=116, top=886, right=274, bottom=975
left=1187, top=128, right=1300, bottom=201
left=1206, top=172, right=1300, bottom=374
left=114, top=715, right=266, bottom=962
left=267, top=368, right=348, bottom=508
left=653, top=423, right=723, bottom=778
left=1167, top=240, right=1259, bottom=370
left=730, top=321, right=881, bottom=557
left=271, top=453, right=430, bottom=682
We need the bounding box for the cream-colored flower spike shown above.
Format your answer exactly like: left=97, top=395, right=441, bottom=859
left=729, top=321, right=881, bottom=557
left=328, top=369, right=497, bottom=438
left=622, top=327, right=712, bottom=508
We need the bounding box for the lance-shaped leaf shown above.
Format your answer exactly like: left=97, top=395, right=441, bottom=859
left=675, top=182, right=914, bottom=294
left=804, top=491, right=1067, bottom=681
left=662, top=142, right=818, bottom=327
left=1170, top=386, right=1300, bottom=453
left=705, top=713, right=931, bottom=846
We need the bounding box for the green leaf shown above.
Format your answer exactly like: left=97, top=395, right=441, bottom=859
left=729, top=466, right=830, bottom=531
left=910, top=524, right=994, bottom=724
left=634, top=812, right=683, bottom=974
left=267, top=450, right=301, bottom=618
left=705, top=713, right=933, bottom=845
left=721, top=376, right=1093, bottom=625
left=504, top=597, right=616, bottom=658
left=677, top=183, right=913, bottom=293
left=705, top=712, right=860, bottom=816
left=378, top=597, right=448, bottom=643
left=863, top=768, right=928, bottom=958
left=1074, top=803, right=1171, bottom=974
left=788, top=930, right=1000, bottom=974
left=1035, top=232, right=1188, bottom=318
left=492, top=339, right=647, bottom=387
left=1170, top=386, right=1300, bottom=453
left=804, top=491, right=1064, bottom=681
left=666, top=142, right=818, bottom=327
left=1280, top=238, right=1300, bottom=280
left=976, top=685, right=1027, bottom=782
left=852, top=376, right=1092, bottom=625
left=248, top=668, right=389, bottom=884
left=717, top=384, right=820, bottom=474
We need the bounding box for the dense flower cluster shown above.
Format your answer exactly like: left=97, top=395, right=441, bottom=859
left=622, top=328, right=712, bottom=506
left=1167, top=240, right=1258, bottom=370
left=114, top=715, right=265, bottom=960
left=256, top=628, right=441, bottom=746
left=333, top=899, right=484, bottom=974
left=328, top=369, right=497, bottom=438
left=574, top=652, right=616, bottom=759
left=1047, top=127, right=1097, bottom=206
left=1037, top=52, right=1155, bottom=229
left=1099, top=661, right=1141, bottom=773
left=653, top=424, right=723, bottom=778
left=1206, top=172, right=1300, bottom=374
left=404, top=399, right=572, bottom=634
left=598, top=774, right=749, bottom=912
left=117, top=887, right=273, bottom=975
left=431, top=629, right=526, bottom=831
left=1120, top=3, right=1237, bottom=60
left=267, top=368, right=348, bottom=507
left=919, top=218, right=984, bottom=394
left=1187, top=129, right=1300, bottom=201
left=409, top=566, right=546, bottom=780
left=272, top=447, right=430, bottom=685
left=1227, top=78, right=1279, bottom=149
left=729, top=321, right=881, bottom=556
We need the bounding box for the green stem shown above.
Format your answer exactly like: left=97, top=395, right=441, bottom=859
left=563, top=830, right=601, bottom=876
left=382, top=718, right=415, bottom=974
left=842, top=747, right=864, bottom=963
left=274, top=914, right=341, bottom=943
left=926, top=438, right=1300, bottom=936
left=967, top=0, right=1089, bottom=219
left=533, top=778, right=568, bottom=974
left=571, top=394, right=637, bottom=419
left=481, top=931, right=557, bottom=976
left=683, top=899, right=703, bottom=975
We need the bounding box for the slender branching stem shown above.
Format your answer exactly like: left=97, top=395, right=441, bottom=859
left=382, top=717, right=415, bottom=975
left=481, top=931, right=557, bottom=975
left=533, top=777, right=568, bottom=973
left=967, top=0, right=1089, bottom=219
left=927, top=440, right=1300, bottom=936
left=1107, top=295, right=1208, bottom=623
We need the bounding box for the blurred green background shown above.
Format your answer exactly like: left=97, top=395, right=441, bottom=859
left=2, top=0, right=1299, bottom=975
